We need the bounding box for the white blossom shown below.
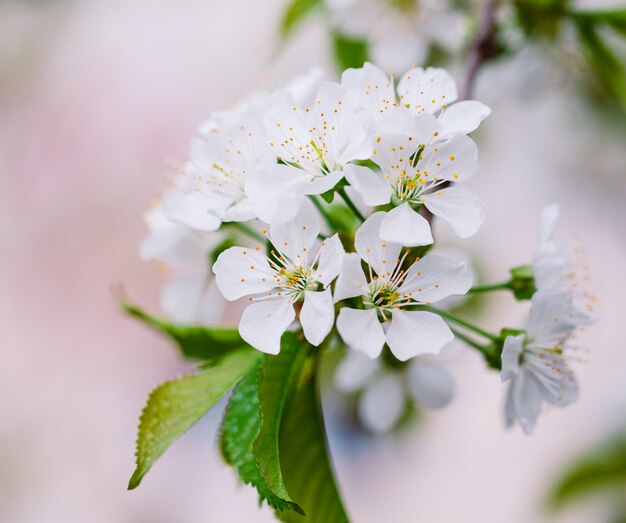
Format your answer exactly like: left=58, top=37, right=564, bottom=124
left=501, top=289, right=593, bottom=434
left=212, top=201, right=344, bottom=354
left=335, top=349, right=455, bottom=433
left=245, top=81, right=373, bottom=223
left=326, top=0, right=467, bottom=74
left=342, top=62, right=490, bottom=135
left=140, top=204, right=224, bottom=324
left=345, top=106, right=484, bottom=246
left=334, top=212, right=472, bottom=360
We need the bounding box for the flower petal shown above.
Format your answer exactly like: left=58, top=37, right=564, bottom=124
left=386, top=310, right=454, bottom=360
left=438, top=100, right=491, bottom=135
left=300, top=289, right=335, bottom=346
left=343, top=163, right=392, bottom=207
left=407, top=358, right=455, bottom=409
left=358, top=373, right=405, bottom=434
left=334, top=253, right=368, bottom=302
left=315, top=234, right=345, bottom=287
left=335, top=351, right=381, bottom=393
left=354, top=212, right=402, bottom=277
left=336, top=308, right=386, bottom=359
left=422, top=187, right=485, bottom=238
left=399, top=254, right=473, bottom=303
left=239, top=299, right=295, bottom=355
left=397, top=67, right=458, bottom=116
left=161, top=269, right=209, bottom=323
left=269, top=199, right=320, bottom=263
left=379, top=203, right=433, bottom=247
left=163, top=191, right=222, bottom=232
left=341, top=62, right=396, bottom=115
left=420, top=133, right=479, bottom=183
left=501, top=334, right=525, bottom=382
left=213, top=247, right=276, bottom=301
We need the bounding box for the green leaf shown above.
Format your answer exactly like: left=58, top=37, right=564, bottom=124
left=575, top=8, right=626, bottom=36
left=280, top=0, right=322, bottom=39
left=548, top=434, right=626, bottom=510
left=121, top=299, right=244, bottom=362
left=276, top=354, right=350, bottom=522
left=128, top=347, right=261, bottom=489
left=253, top=333, right=308, bottom=514
left=220, top=366, right=301, bottom=513
left=331, top=31, right=369, bottom=71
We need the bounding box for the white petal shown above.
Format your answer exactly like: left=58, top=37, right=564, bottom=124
left=336, top=308, right=386, bottom=359
left=358, top=373, right=405, bottom=434
left=213, top=247, right=276, bottom=301
left=239, top=299, right=295, bottom=354
left=397, top=67, right=458, bottom=116
left=245, top=164, right=309, bottom=224
left=386, top=310, right=454, bottom=360
left=315, top=234, right=345, bottom=287
left=526, top=289, right=585, bottom=341
left=334, top=253, right=368, bottom=303
left=509, top=370, right=543, bottom=435
left=438, top=100, right=491, bottom=135
left=379, top=203, right=433, bottom=247
left=284, top=67, right=325, bottom=107
left=341, top=62, right=396, bottom=115
left=501, top=335, right=525, bottom=382
left=354, top=212, right=402, bottom=277
left=423, top=187, right=485, bottom=238
left=303, top=170, right=346, bottom=195
left=399, top=254, right=473, bottom=303
left=407, top=358, right=454, bottom=409
left=163, top=192, right=222, bottom=232
left=343, top=163, right=392, bottom=207
left=371, top=28, right=427, bottom=77
left=300, top=289, right=335, bottom=346
left=420, top=133, right=479, bottom=182
left=161, top=269, right=209, bottom=323
left=335, top=351, right=381, bottom=393
left=269, top=199, right=320, bottom=262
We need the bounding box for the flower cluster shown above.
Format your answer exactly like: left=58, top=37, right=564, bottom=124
left=141, top=63, right=594, bottom=435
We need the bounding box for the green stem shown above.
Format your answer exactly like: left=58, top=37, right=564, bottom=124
left=468, top=280, right=512, bottom=294
left=421, top=305, right=500, bottom=342
left=226, top=221, right=265, bottom=243
left=337, top=187, right=365, bottom=222
left=450, top=328, right=489, bottom=353
left=309, top=195, right=337, bottom=231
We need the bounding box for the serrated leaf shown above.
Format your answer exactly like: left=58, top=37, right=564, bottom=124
left=276, top=355, right=350, bottom=522
left=128, top=347, right=261, bottom=489
left=548, top=434, right=626, bottom=510
left=220, top=366, right=300, bottom=513
left=280, top=0, right=322, bottom=39
left=332, top=31, right=369, bottom=71
left=122, top=299, right=244, bottom=362
left=253, top=333, right=308, bottom=514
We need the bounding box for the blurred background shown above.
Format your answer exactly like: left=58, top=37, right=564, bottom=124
left=1, top=0, right=625, bottom=522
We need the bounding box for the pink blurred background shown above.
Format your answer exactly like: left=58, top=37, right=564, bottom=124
left=2, top=1, right=625, bottom=522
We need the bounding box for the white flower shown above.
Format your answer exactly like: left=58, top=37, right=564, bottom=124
left=335, top=350, right=455, bottom=433
left=326, top=0, right=467, bottom=74
left=341, top=62, right=491, bottom=135
left=245, top=81, right=373, bottom=224
left=164, top=105, right=272, bottom=232
left=212, top=201, right=345, bottom=354
left=140, top=204, right=224, bottom=324
left=533, top=204, right=595, bottom=321
left=334, top=212, right=472, bottom=360
left=345, top=107, right=484, bottom=246
left=501, top=289, right=593, bottom=435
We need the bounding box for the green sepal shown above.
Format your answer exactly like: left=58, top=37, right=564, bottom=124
left=320, top=177, right=349, bottom=204
left=128, top=347, right=261, bottom=490
left=509, top=264, right=536, bottom=301
left=209, top=236, right=238, bottom=265
left=220, top=364, right=301, bottom=513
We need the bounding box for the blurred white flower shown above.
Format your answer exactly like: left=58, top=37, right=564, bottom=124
left=326, top=0, right=467, bottom=73
left=533, top=204, right=595, bottom=321
left=212, top=201, right=344, bottom=354
left=342, top=62, right=491, bottom=135
left=140, top=204, right=224, bottom=324
left=335, top=212, right=472, bottom=360
left=246, top=82, right=373, bottom=223
left=345, top=106, right=484, bottom=246
left=501, top=289, right=594, bottom=435
left=335, top=350, right=455, bottom=434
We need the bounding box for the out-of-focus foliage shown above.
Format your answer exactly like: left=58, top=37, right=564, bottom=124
left=331, top=31, right=369, bottom=74
left=280, top=0, right=322, bottom=39
left=548, top=433, right=626, bottom=522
